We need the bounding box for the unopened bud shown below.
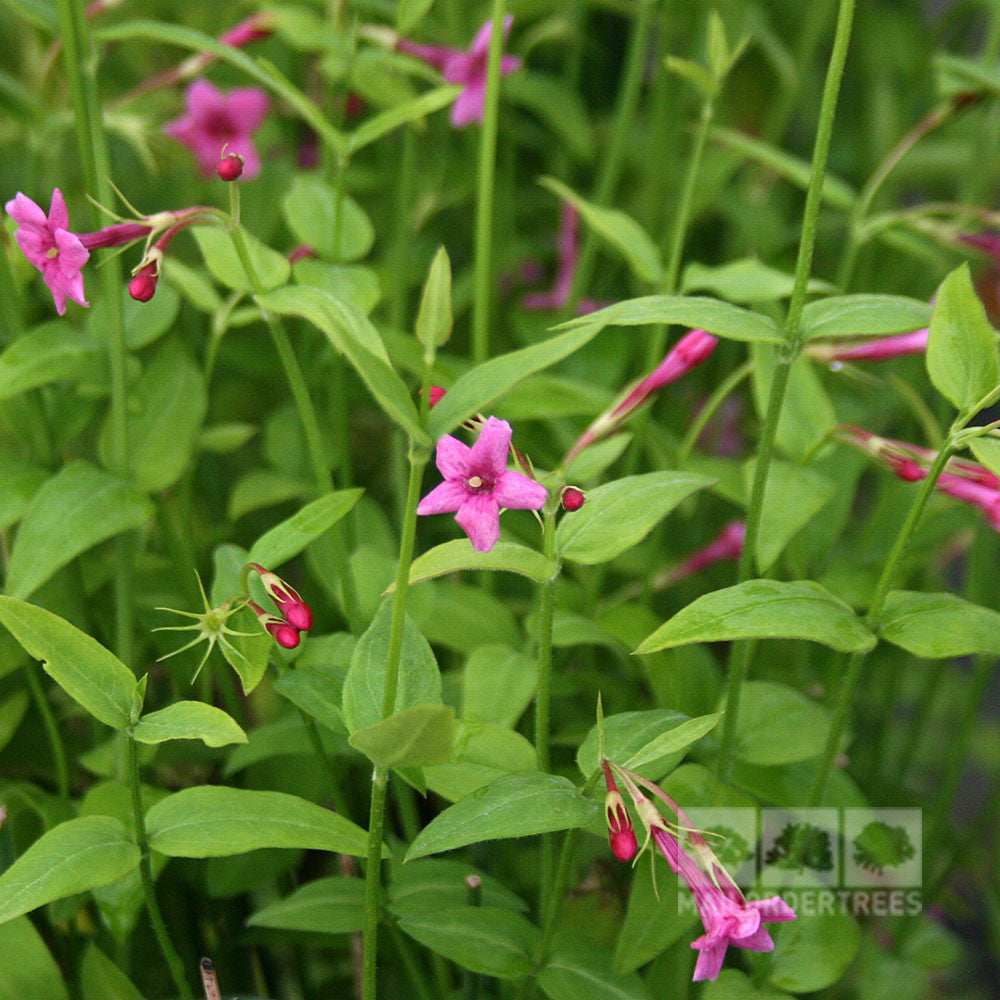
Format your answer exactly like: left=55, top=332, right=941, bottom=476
left=217, top=153, right=244, bottom=181
left=128, top=261, right=158, bottom=302
left=249, top=563, right=313, bottom=631
left=601, top=761, right=638, bottom=862
left=248, top=600, right=301, bottom=649
left=561, top=486, right=586, bottom=512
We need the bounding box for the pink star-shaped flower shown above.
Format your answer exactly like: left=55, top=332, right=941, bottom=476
left=417, top=416, right=548, bottom=552
left=164, top=79, right=270, bottom=179
left=4, top=189, right=90, bottom=315
left=398, top=18, right=521, bottom=128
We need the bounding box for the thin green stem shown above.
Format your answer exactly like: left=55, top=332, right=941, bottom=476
left=226, top=194, right=363, bottom=633
left=127, top=735, right=193, bottom=1000
left=716, top=0, right=856, bottom=781
left=387, top=922, right=437, bottom=1000
left=566, top=0, right=656, bottom=316
left=390, top=127, right=418, bottom=331
left=24, top=663, right=69, bottom=801
left=676, top=360, right=753, bottom=464
left=470, top=0, right=508, bottom=364
left=807, top=441, right=955, bottom=807
left=362, top=444, right=429, bottom=1000
left=298, top=709, right=350, bottom=815
left=56, top=0, right=133, bottom=665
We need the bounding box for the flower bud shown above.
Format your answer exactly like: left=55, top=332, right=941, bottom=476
left=560, top=486, right=586, bottom=512
left=217, top=153, right=244, bottom=181
left=128, top=261, right=159, bottom=302
left=249, top=564, right=313, bottom=631
left=248, top=601, right=301, bottom=649
left=601, top=761, right=638, bottom=862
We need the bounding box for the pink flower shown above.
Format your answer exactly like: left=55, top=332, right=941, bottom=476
left=809, top=329, right=929, bottom=364
left=417, top=416, right=548, bottom=552
left=398, top=18, right=521, bottom=128
left=937, top=473, right=1000, bottom=532
left=249, top=563, right=313, bottom=631
left=659, top=521, right=746, bottom=587
left=5, top=190, right=90, bottom=315
left=165, top=80, right=270, bottom=179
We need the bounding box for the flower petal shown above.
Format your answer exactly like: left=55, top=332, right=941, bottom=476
left=6, top=192, right=49, bottom=233
left=13, top=229, right=49, bottom=271
left=691, top=939, right=728, bottom=982
left=467, top=416, right=512, bottom=479
left=442, top=52, right=473, bottom=84
left=435, top=434, right=471, bottom=480
left=417, top=479, right=469, bottom=516
left=751, top=896, right=797, bottom=923
left=186, top=78, right=224, bottom=115
left=455, top=493, right=501, bottom=552
left=731, top=925, right=775, bottom=953
left=54, top=229, right=90, bottom=273
left=226, top=88, right=271, bottom=132
left=493, top=470, right=548, bottom=510
left=450, top=79, right=486, bottom=128
left=48, top=188, right=69, bottom=232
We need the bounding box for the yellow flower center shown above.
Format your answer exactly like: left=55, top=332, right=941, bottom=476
left=46, top=247, right=60, bottom=259
left=467, top=476, right=483, bottom=489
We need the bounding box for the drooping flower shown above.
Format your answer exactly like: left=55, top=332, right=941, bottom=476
left=609, top=761, right=796, bottom=983
left=417, top=416, right=548, bottom=552
left=165, top=80, right=270, bottom=179
left=656, top=520, right=746, bottom=588
left=601, top=760, right=637, bottom=861
left=248, top=563, right=313, bottom=631
left=248, top=600, right=301, bottom=649
left=565, top=329, right=718, bottom=466
left=808, top=328, right=929, bottom=365
left=397, top=17, right=521, bottom=128
left=5, top=190, right=90, bottom=315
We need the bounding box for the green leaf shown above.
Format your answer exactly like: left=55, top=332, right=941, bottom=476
left=577, top=709, right=698, bottom=780
left=389, top=858, right=527, bottom=917
left=729, top=681, right=830, bottom=765
left=504, top=73, right=593, bottom=162
left=682, top=259, right=833, bottom=304
left=191, top=226, right=290, bottom=293
left=540, top=932, right=653, bottom=1000
left=0, top=691, right=29, bottom=755
left=748, top=458, right=835, bottom=571
left=969, top=436, right=1000, bottom=479
left=397, top=906, right=539, bottom=978
left=248, top=489, right=363, bottom=569
left=556, top=472, right=714, bottom=565
left=405, top=772, right=598, bottom=860
left=132, top=702, right=247, bottom=748
left=258, top=285, right=428, bottom=444
left=80, top=944, right=147, bottom=1000
left=341, top=599, right=441, bottom=732
left=274, top=663, right=346, bottom=733
left=145, top=786, right=373, bottom=858
left=703, top=970, right=793, bottom=1000
left=463, top=644, right=537, bottom=729
left=0, top=598, right=136, bottom=730
left=710, top=125, right=856, bottom=209
left=0, top=323, right=102, bottom=400
left=6, top=460, right=153, bottom=600
left=0, top=918, right=69, bottom=1000
left=801, top=295, right=932, bottom=340
left=349, top=704, right=456, bottom=767
left=0, top=816, right=140, bottom=924
left=399, top=540, right=558, bottom=587
left=664, top=55, right=716, bottom=97
left=397, top=0, right=434, bottom=33
left=556, top=295, right=783, bottom=344
left=248, top=876, right=365, bottom=933
left=282, top=177, right=375, bottom=261
left=415, top=246, right=453, bottom=353
left=103, top=338, right=207, bottom=492
left=926, top=265, right=1000, bottom=412
left=293, top=260, right=381, bottom=315
left=878, top=591, right=1000, bottom=657
left=768, top=912, right=861, bottom=993
left=622, top=712, right=723, bottom=772
left=348, top=86, right=460, bottom=154
left=539, top=177, right=663, bottom=285
left=428, top=324, right=608, bottom=438
left=636, top=580, right=876, bottom=654
left=229, top=469, right=311, bottom=520
left=0, top=463, right=46, bottom=532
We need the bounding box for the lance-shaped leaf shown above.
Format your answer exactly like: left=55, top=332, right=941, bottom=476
left=878, top=591, right=1000, bottom=658
left=636, top=580, right=876, bottom=654
left=191, top=226, right=290, bottom=293
left=0, top=918, right=69, bottom=1000
left=0, top=598, right=136, bottom=730
left=349, top=704, right=456, bottom=768
left=283, top=178, right=374, bottom=261
left=415, top=246, right=453, bottom=354
left=132, top=702, right=247, bottom=748
left=0, top=323, right=103, bottom=400
left=0, top=817, right=140, bottom=924
left=145, top=786, right=375, bottom=858
left=540, top=177, right=663, bottom=285
left=248, top=877, right=366, bottom=934
left=801, top=295, right=931, bottom=340
left=406, top=772, right=598, bottom=860
left=248, top=488, right=363, bottom=568
left=540, top=933, right=654, bottom=1000
left=392, top=540, right=558, bottom=589
left=348, top=86, right=460, bottom=153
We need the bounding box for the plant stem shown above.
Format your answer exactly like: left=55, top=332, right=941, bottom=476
left=566, top=0, right=656, bottom=316
left=807, top=441, right=955, bottom=807
left=226, top=189, right=363, bottom=633
left=24, top=663, right=69, bottom=801
left=470, top=0, right=508, bottom=364
left=362, top=445, right=429, bottom=1000
left=390, top=127, right=418, bottom=331
left=716, top=0, right=856, bottom=781
left=56, top=0, right=133, bottom=665
left=387, top=922, right=437, bottom=1000
left=127, top=735, right=193, bottom=1000
left=535, top=507, right=559, bottom=900
left=676, top=361, right=753, bottom=465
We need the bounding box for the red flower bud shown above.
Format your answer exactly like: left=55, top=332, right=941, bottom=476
left=561, top=486, right=586, bottom=512
left=249, top=564, right=313, bottom=631
left=128, top=262, right=159, bottom=302
left=217, top=153, right=244, bottom=181
left=602, top=760, right=638, bottom=862
left=248, top=600, right=301, bottom=648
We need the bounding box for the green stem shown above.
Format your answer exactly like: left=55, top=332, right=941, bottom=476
left=56, top=0, right=133, bottom=665
left=534, top=508, right=559, bottom=901
left=387, top=922, right=437, bottom=1000
left=226, top=192, right=363, bottom=634
left=362, top=445, right=429, bottom=1000
left=298, top=709, right=350, bottom=815
left=566, top=0, right=656, bottom=316
left=24, top=663, right=69, bottom=801
left=127, top=735, right=193, bottom=1000
left=390, top=127, right=418, bottom=331
left=470, top=0, right=508, bottom=365
left=716, top=0, right=856, bottom=781
left=807, top=441, right=955, bottom=807
left=676, top=360, right=753, bottom=464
